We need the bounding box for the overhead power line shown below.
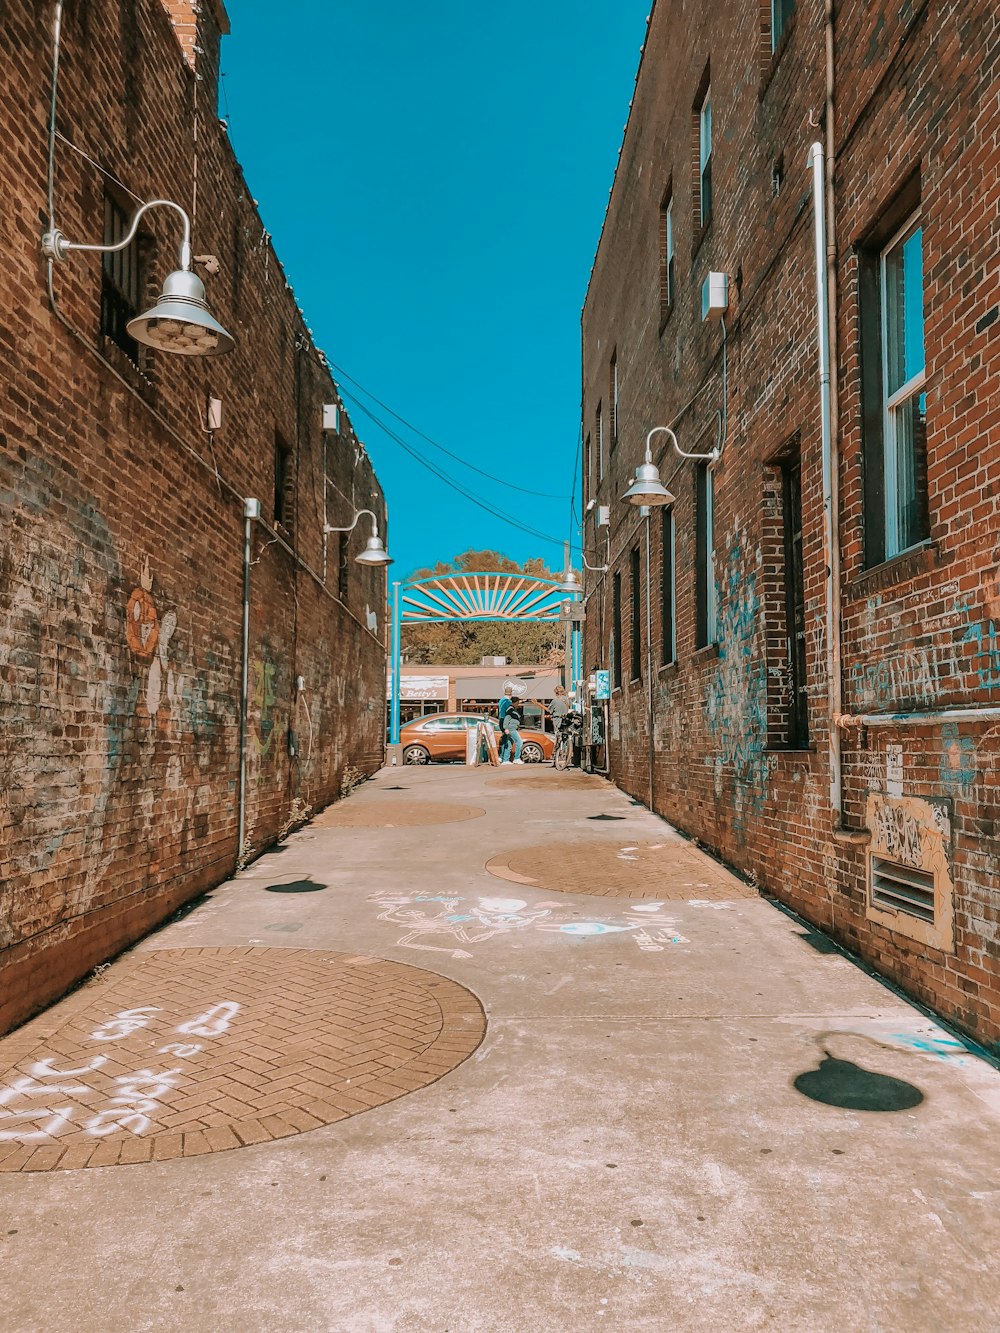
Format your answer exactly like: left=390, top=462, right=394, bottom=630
left=325, top=356, right=569, bottom=502
left=341, top=390, right=569, bottom=552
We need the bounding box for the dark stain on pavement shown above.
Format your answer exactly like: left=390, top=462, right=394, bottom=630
left=588, top=814, right=626, bottom=820
left=796, top=929, right=840, bottom=955
left=264, top=878, right=328, bottom=894
left=794, top=1052, right=924, bottom=1112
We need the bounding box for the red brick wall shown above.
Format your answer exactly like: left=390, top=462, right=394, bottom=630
left=0, top=0, right=388, bottom=1033
left=582, top=0, right=1000, bottom=1047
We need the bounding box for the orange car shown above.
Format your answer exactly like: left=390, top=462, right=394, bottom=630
left=399, top=712, right=555, bottom=765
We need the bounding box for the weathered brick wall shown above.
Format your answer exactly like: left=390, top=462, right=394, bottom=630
left=582, top=0, right=1000, bottom=1046
left=0, top=0, right=388, bottom=1033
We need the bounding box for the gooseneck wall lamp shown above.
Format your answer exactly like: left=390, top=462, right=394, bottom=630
left=323, top=509, right=393, bottom=566
left=42, top=199, right=236, bottom=357
left=621, top=428, right=681, bottom=507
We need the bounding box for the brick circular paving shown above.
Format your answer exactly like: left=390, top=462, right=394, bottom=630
left=486, top=840, right=757, bottom=900
left=312, top=800, right=485, bottom=827
left=0, top=947, right=484, bottom=1173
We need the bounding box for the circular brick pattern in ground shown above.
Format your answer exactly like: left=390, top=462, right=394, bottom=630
left=0, top=947, right=484, bottom=1173
left=486, top=840, right=758, bottom=900
left=312, top=800, right=485, bottom=828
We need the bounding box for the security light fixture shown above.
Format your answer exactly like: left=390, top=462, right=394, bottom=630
left=558, top=565, right=584, bottom=595
left=323, top=509, right=392, bottom=566
left=42, top=199, right=235, bottom=357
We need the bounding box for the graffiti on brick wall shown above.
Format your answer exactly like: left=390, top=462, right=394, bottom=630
left=706, top=529, right=769, bottom=840
left=940, top=723, right=978, bottom=799
left=849, top=581, right=1000, bottom=710
left=867, top=793, right=952, bottom=876
left=251, top=656, right=277, bottom=758
left=125, top=557, right=179, bottom=721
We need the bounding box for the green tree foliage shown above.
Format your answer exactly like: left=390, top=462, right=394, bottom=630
left=402, top=550, right=565, bottom=666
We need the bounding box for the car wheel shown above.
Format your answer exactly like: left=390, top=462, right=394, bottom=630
left=521, top=742, right=544, bottom=764
left=403, top=745, right=431, bottom=765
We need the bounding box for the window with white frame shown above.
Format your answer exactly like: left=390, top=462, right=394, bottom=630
left=596, top=402, right=604, bottom=482
left=881, top=214, right=927, bottom=558
left=660, top=189, right=675, bottom=324
left=698, top=90, right=712, bottom=227
left=610, top=351, right=619, bottom=448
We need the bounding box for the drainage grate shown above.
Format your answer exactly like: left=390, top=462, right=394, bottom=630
left=870, top=857, right=935, bottom=923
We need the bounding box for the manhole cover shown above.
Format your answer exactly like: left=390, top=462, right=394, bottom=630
left=486, top=841, right=756, bottom=900
left=0, top=948, right=484, bottom=1173
left=312, top=800, right=485, bottom=828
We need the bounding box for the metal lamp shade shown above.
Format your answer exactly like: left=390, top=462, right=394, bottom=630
left=559, top=567, right=583, bottom=595
left=355, top=534, right=393, bottom=566
left=127, top=268, right=236, bottom=357
left=622, top=460, right=675, bottom=507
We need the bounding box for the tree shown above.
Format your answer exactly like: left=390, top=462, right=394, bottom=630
left=402, top=550, right=565, bottom=666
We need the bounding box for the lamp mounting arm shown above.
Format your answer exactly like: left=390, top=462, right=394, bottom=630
left=43, top=199, right=193, bottom=271
left=323, top=508, right=379, bottom=537
left=647, top=423, right=719, bottom=466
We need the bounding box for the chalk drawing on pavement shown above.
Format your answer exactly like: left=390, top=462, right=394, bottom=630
left=368, top=892, right=689, bottom=958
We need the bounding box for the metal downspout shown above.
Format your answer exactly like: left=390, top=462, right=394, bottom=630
left=237, top=499, right=259, bottom=865
left=390, top=580, right=402, bottom=747
left=809, top=141, right=843, bottom=823
left=644, top=509, right=654, bottom=812
left=824, top=0, right=845, bottom=825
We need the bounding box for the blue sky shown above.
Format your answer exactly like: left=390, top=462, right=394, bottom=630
left=222, top=2, right=648, bottom=579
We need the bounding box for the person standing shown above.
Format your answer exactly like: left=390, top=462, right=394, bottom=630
left=503, top=696, right=525, bottom=764
left=549, top=685, right=570, bottom=728
left=498, top=683, right=515, bottom=763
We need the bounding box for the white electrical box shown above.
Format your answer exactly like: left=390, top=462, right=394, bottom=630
left=323, top=403, right=341, bottom=432
left=701, top=271, right=729, bottom=321
left=207, top=397, right=223, bottom=431
left=597, top=505, right=611, bottom=527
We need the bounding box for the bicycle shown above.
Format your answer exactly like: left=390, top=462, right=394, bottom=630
left=553, top=711, right=583, bottom=770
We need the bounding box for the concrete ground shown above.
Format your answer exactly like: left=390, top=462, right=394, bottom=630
left=2, top=763, right=1000, bottom=1332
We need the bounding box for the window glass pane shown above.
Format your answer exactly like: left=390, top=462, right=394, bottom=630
left=700, top=96, right=711, bottom=168
left=885, top=224, right=924, bottom=395
left=893, top=391, right=927, bottom=552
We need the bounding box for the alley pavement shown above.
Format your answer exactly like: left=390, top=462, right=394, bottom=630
left=2, top=763, right=1000, bottom=1332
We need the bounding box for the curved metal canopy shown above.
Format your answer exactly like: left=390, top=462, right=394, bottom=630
left=401, top=572, right=568, bottom=624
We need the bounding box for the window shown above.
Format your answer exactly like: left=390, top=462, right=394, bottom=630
left=584, top=433, right=592, bottom=508
left=771, top=0, right=794, bottom=50
left=100, top=196, right=143, bottom=364
left=881, top=216, right=927, bottom=557
left=781, top=457, right=808, bottom=746
left=596, top=402, right=604, bottom=482
left=610, top=352, right=619, bottom=449
left=274, top=432, right=292, bottom=528
left=698, top=88, right=713, bottom=228
left=612, top=571, right=622, bottom=688
left=661, top=507, right=675, bottom=664
left=630, top=546, right=642, bottom=681
left=659, top=189, right=675, bottom=324
left=859, top=186, right=928, bottom=567
left=695, top=464, right=716, bottom=647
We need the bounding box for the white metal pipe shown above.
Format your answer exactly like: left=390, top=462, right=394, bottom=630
left=809, top=140, right=843, bottom=820
left=837, top=707, right=1000, bottom=729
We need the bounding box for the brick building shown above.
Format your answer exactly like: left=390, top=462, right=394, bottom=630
left=0, top=0, right=389, bottom=1033
left=581, top=0, right=999, bottom=1045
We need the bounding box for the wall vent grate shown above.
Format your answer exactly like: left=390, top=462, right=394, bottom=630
left=870, top=856, right=935, bottom=923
